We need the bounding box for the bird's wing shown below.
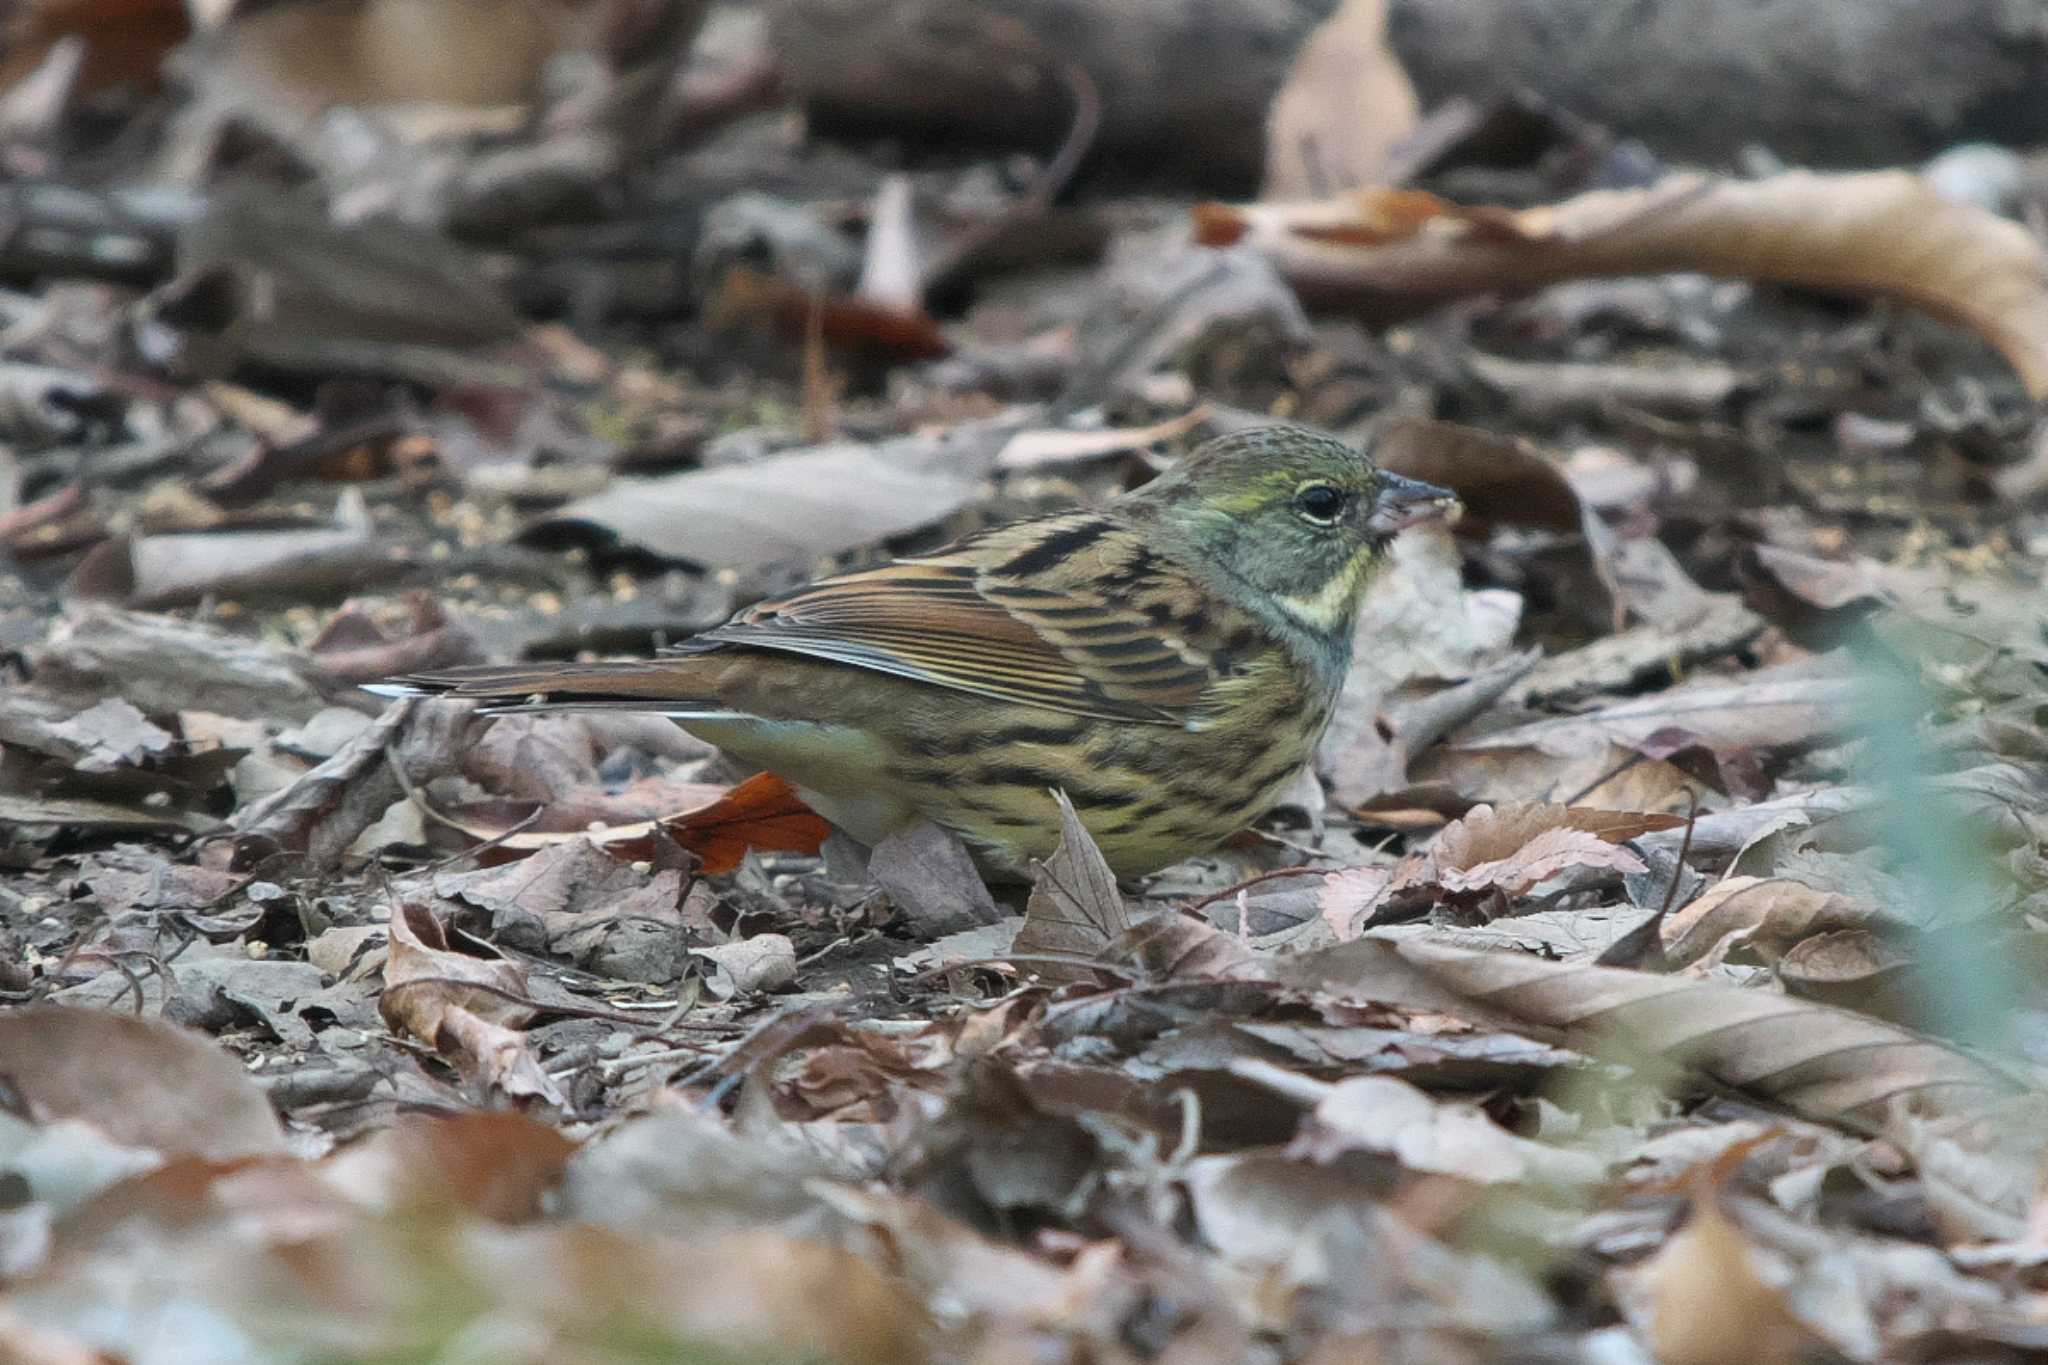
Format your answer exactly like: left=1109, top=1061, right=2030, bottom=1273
left=669, top=513, right=1235, bottom=725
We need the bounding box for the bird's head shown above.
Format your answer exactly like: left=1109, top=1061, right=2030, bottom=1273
left=1131, top=425, right=1459, bottom=638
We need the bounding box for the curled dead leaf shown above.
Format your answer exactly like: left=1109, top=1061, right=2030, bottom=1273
left=380, top=898, right=563, bottom=1105
left=1660, top=875, right=1879, bottom=968
left=1202, top=170, right=2048, bottom=399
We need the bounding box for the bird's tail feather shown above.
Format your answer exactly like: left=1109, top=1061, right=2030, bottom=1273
left=367, top=662, right=731, bottom=717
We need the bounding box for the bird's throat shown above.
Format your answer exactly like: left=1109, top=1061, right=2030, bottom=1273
left=1271, top=549, right=1375, bottom=635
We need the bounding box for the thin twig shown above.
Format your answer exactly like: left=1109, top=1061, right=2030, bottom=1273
left=922, top=53, right=1101, bottom=298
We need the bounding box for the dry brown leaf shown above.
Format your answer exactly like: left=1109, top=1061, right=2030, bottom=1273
left=1777, top=929, right=1909, bottom=992
left=64, top=493, right=382, bottom=609
left=434, top=772, right=823, bottom=870
left=1320, top=804, right=1679, bottom=934
left=1435, top=804, right=1683, bottom=868
left=1438, top=825, right=1647, bottom=897
left=1012, top=790, right=1129, bottom=983
left=1660, top=875, right=1879, bottom=968
left=1278, top=935, right=2040, bottom=1139
left=380, top=898, right=561, bottom=1104
left=1442, top=663, right=1853, bottom=774
left=0, top=0, right=188, bottom=98
left=0, top=1006, right=285, bottom=1160
left=1200, top=170, right=2048, bottom=398
left=1319, top=864, right=1398, bottom=939
left=1260, top=0, right=1418, bottom=198
left=317, top=1112, right=578, bottom=1220
left=869, top=819, right=1004, bottom=936
left=1639, top=1198, right=1817, bottom=1365
left=1373, top=418, right=1582, bottom=535
left=693, top=934, right=798, bottom=997
left=435, top=1007, right=566, bottom=1105
left=381, top=897, right=534, bottom=1034
left=710, top=264, right=951, bottom=360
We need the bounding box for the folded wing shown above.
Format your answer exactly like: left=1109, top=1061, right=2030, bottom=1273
left=671, top=514, right=1226, bottom=725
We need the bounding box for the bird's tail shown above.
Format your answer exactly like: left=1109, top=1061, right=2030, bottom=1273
left=366, top=661, right=733, bottom=718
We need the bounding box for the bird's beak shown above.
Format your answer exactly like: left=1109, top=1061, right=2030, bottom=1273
left=1365, top=472, right=1461, bottom=536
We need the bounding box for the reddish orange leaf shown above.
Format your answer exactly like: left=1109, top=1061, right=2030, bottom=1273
left=660, top=772, right=833, bottom=874
left=709, top=266, right=951, bottom=360
left=2, top=0, right=189, bottom=97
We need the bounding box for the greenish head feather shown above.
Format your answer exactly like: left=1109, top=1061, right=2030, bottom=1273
left=1127, top=426, right=1402, bottom=643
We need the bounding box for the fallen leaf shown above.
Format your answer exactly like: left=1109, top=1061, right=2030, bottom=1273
left=0, top=1006, right=285, bottom=1160
left=660, top=772, right=832, bottom=875
left=1321, top=804, right=1679, bottom=930
left=1425, top=661, right=1855, bottom=808
left=1319, top=864, right=1396, bottom=939
left=381, top=898, right=534, bottom=1033
left=528, top=427, right=997, bottom=571
left=317, top=1112, right=578, bottom=1221
left=869, top=820, right=1004, bottom=936
left=1660, top=875, right=1881, bottom=968
left=64, top=489, right=387, bottom=609
left=187, top=0, right=566, bottom=112
left=45, top=698, right=175, bottom=772
left=1200, top=170, right=2048, bottom=398
left=379, top=898, right=562, bottom=1105
left=1012, top=790, right=1129, bottom=983
left=1638, top=1197, right=1817, bottom=1365
left=1260, top=0, right=1418, bottom=198
left=0, top=0, right=188, bottom=98
left=34, top=603, right=327, bottom=723
left=709, top=263, right=951, bottom=360
left=693, top=934, right=798, bottom=997
left=1279, top=935, right=2042, bottom=1146
left=993, top=407, right=1210, bottom=469
left=1288, top=1071, right=1603, bottom=1186
left=1373, top=417, right=1581, bottom=534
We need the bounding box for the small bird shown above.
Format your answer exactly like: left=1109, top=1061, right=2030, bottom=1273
left=377, top=426, right=1457, bottom=877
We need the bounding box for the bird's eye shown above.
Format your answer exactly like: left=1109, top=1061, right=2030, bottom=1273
left=1292, top=482, right=1347, bottom=525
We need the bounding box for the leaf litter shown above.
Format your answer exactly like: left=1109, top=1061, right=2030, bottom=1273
left=1, top=6, right=2047, bottom=1362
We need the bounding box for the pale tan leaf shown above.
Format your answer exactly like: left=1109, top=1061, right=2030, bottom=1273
left=1661, top=876, right=1879, bottom=967
left=380, top=898, right=533, bottom=1039
left=1432, top=803, right=1681, bottom=896
left=435, top=1006, right=565, bottom=1107
left=1203, top=170, right=2048, bottom=399
left=993, top=406, right=1210, bottom=470
left=1261, top=0, right=1418, bottom=198
left=1435, top=825, right=1646, bottom=898
left=1318, top=864, right=1395, bottom=940
left=530, top=430, right=990, bottom=571
left=1295, top=1073, right=1602, bottom=1186
left=693, top=934, right=798, bottom=998
left=1636, top=1200, right=1817, bottom=1365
